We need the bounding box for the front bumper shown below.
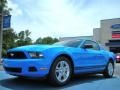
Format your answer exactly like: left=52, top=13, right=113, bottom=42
left=2, top=59, right=50, bottom=78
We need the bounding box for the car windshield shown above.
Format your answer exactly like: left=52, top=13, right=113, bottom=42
left=53, top=39, right=83, bottom=47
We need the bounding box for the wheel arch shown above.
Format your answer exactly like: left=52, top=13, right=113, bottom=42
left=108, top=58, right=115, bottom=67
left=49, top=54, right=74, bottom=75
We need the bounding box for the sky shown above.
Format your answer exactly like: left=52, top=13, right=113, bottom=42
left=7, top=0, right=120, bottom=40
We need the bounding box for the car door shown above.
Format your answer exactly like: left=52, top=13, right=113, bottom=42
left=76, top=40, right=106, bottom=71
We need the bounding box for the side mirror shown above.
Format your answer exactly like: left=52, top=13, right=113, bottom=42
left=83, top=44, right=93, bottom=49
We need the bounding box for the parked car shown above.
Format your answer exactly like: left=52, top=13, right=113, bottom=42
left=116, top=53, right=120, bottom=63
left=3, top=39, right=116, bottom=86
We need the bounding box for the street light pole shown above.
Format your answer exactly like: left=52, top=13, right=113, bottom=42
left=0, top=2, right=3, bottom=62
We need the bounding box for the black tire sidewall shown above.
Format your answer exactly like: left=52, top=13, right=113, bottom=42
left=104, top=61, right=114, bottom=78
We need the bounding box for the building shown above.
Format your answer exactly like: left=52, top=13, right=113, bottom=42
left=60, top=18, right=120, bottom=53
left=93, top=18, right=120, bottom=53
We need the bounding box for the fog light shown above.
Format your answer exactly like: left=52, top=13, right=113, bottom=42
left=40, top=68, right=48, bottom=70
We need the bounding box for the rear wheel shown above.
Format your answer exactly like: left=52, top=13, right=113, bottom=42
left=49, top=56, right=72, bottom=86
left=103, top=61, right=114, bottom=78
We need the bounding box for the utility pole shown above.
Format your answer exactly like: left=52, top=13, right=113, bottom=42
left=0, top=1, right=3, bottom=62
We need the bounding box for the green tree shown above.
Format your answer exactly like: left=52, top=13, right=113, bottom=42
left=3, top=29, right=17, bottom=57
left=53, top=38, right=59, bottom=43
left=0, top=0, right=12, bottom=59
left=36, top=36, right=59, bottom=44
left=34, top=37, right=42, bottom=44
left=16, top=30, right=32, bottom=46
left=42, top=37, right=54, bottom=44
left=0, top=0, right=11, bottom=15
left=0, top=0, right=7, bottom=11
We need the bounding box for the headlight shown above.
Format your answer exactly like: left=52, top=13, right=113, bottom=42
left=28, top=52, right=44, bottom=58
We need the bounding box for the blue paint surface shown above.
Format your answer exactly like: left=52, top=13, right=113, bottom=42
left=2, top=40, right=115, bottom=78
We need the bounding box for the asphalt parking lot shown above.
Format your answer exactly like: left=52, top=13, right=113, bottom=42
left=0, top=63, right=120, bottom=90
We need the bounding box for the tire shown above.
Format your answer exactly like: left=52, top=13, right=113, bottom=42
left=48, top=56, right=72, bottom=86
left=103, top=61, right=114, bottom=78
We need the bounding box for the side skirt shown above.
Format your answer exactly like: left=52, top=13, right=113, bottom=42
left=74, top=65, right=106, bottom=74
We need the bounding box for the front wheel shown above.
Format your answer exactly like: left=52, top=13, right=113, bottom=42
left=103, top=61, right=114, bottom=78
left=48, top=56, right=72, bottom=86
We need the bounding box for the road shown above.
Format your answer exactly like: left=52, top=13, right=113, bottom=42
left=0, top=64, right=120, bottom=90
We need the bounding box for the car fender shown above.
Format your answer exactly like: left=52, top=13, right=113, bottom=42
left=43, top=47, right=75, bottom=71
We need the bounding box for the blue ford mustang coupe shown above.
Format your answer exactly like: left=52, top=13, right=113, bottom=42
left=3, top=39, right=115, bottom=86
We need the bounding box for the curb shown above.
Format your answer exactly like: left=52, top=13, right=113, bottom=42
left=0, top=63, right=2, bottom=65
left=0, top=63, right=4, bottom=71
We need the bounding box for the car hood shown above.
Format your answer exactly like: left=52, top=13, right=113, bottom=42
left=8, top=44, right=64, bottom=52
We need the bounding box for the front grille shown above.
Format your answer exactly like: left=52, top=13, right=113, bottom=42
left=4, top=67, right=22, bottom=73
left=7, top=51, right=27, bottom=59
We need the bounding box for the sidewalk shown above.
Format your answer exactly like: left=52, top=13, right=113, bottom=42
left=0, top=58, right=4, bottom=71
left=0, top=58, right=3, bottom=65
left=0, top=71, right=120, bottom=90
left=0, top=63, right=3, bottom=71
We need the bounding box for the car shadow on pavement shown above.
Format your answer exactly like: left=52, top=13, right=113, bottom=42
left=0, top=74, right=117, bottom=90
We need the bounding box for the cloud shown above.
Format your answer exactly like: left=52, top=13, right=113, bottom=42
left=7, top=0, right=23, bottom=16
left=8, top=0, right=120, bottom=41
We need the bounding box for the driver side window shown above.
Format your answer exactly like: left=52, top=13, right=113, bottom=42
left=83, top=40, right=100, bottom=50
